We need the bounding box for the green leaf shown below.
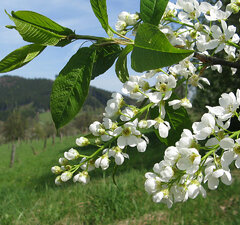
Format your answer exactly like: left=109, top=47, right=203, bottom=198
left=140, top=0, right=169, bottom=25
left=165, top=101, right=192, bottom=146
left=131, top=23, right=194, bottom=72
left=115, top=45, right=133, bottom=83
left=12, top=11, right=73, bottom=35
left=90, top=0, right=112, bottom=36
left=6, top=10, right=71, bottom=46
left=50, top=47, right=96, bottom=129
left=0, top=44, right=46, bottom=73
left=92, top=44, right=121, bottom=80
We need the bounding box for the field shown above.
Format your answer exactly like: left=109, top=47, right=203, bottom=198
left=0, top=134, right=240, bottom=225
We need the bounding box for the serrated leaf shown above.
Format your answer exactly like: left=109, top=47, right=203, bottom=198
left=140, top=0, right=169, bottom=25
left=115, top=45, right=133, bottom=83
left=6, top=10, right=69, bottom=46
left=50, top=47, right=96, bottom=129
left=0, top=44, right=46, bottom=73
left=92, top=44, right=121, bottom=80
left=131, top=23, right=194, bottom=72
left=12, top=11, right=73, bottom=35
left=90, top=0, right=112, bottom=36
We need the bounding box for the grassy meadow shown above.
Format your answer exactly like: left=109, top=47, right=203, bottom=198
left=0, top=134, right=240, bottom=225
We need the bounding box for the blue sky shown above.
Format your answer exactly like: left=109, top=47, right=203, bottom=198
left=0, top=0, right=141, bottom=92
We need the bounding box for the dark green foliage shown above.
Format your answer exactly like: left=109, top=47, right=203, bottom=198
left=131, top=23, right=194, bottom=72
left=50, top=47, right=96, bottom=129
left=115, top=45, right=133, bottom=83
left=90, top=0, right=112, bottom=36
left=140, top=0, right=169, bottom=25
left=0, top=76, right=52, bottom=120
left=92, top=44, right=121, bottom=80
left=6, top=10, right=74, bottom=46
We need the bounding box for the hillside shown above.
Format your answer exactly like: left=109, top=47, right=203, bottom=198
left=0, top=75, right=114, bottom=121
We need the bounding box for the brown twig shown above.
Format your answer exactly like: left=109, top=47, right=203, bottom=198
left=194, top=52, right=240, bottom=69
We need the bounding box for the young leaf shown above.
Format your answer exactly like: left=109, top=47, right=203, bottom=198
left=131, top=23, right=194, bottom=72
left=12, top=11, right=73, bottom=35
left=6, top=11, right=70, bottom=46
left=50, top=47, right=96, bottom=129
left=0, top=44, right=46, bottom=73
left=140, top=0, right=169, bottom=25
left=90, top=0, right=112, bottom=36
left=92, top=44, right=121, bottom=80
left=115, top=45, right=133, bottom=83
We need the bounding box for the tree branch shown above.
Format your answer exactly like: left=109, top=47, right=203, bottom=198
left=194, top=52, right=240, bottom=69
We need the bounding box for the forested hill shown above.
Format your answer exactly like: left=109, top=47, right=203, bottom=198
left=0, top=75, right=113, bottom=120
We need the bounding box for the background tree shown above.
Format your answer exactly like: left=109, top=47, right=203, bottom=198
left=3, top=109, right=27, bottom=167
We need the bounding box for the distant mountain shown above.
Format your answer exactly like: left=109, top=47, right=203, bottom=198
left=0, top=75, right=114, bottom=121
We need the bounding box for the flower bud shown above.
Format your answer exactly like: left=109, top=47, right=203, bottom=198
left=61, top=171, right=72, bottom=182
left=59, top=157, right=68, bottom=165
left=51, top=166, right=62, bottom=174
left=55, top=176, right=62, bottom=185
left=76, top=137, right=90, bottom=147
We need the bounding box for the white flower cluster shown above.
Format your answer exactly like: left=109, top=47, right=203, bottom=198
left=145, top=89, right=240, bottom=207
left=115, top=11, right=139, bottom=33
left=51, top=0, right=240, bottom=209
left=151, top=0, right=239, bottom=75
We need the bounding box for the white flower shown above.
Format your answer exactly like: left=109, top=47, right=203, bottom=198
left=95, top=154, right=110, bottom=170
left=73, top=171, right=90, bottom=184
left=176, top=148, right=201, bottom=174
left=187, top=177, right=206, bottom=199
left=80, top=157, right=95, bottom=171
left=192, top=113, right=215, bottom=140
left=136, top=135, right=149, bottom=152
left=210, top=20, right=237, bottom=53
left=153, top=117, right=171, bottom=138
left=126, top=13, right=139, bottom=26
left=199, top=1, right=231, bottom=21
left=176, top=129, right=198, bottom=149
left=164, top=146, right=180, bottom=165
left=189, top=74, right=210, bottom=89
left=89, top=121, right=104, bottom=136
left=64, top=148, right=80, bottom=160
left=116, top=120, right=141, bottom=149
left=176, top=0, right=201, bottom=22
left=120, top=107, right=137, bottom=121
left=168, top=97, right=192, bottom=109
left=118, top=11, right=130, bottom=21
left=115, top=20, right=126, bottom=32
left=145, top=173, right=173, bottom=208
left=153, top=160, right=174, bottom=182
left=108, top=146, right=129, bottom=165
left=155, top=74, right=176, bottom=100
left=61, top=171, right=72, bottom=182
left=221, top=138, right=240, bottom=169
left=207, top=90, right=240, bottom=121
left=122, top=75, right=149, bottom=101
left=204, top=158, right=232, bottom=190
left=76, top=137, right=90, bottom=147
left=103, top=93, right=124, bottom=118
left=138, top=119, right=155, bottom=129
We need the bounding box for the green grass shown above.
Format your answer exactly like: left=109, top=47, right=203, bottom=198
left=0, top=134, right=240, bottom=225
